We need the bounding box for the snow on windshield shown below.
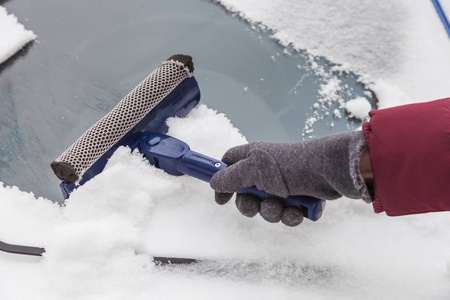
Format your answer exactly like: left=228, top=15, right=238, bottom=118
left=217, top=0, right=450, bottom=107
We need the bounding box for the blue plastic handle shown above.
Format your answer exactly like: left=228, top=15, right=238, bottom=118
left=138, top=132, right=326, bottom=221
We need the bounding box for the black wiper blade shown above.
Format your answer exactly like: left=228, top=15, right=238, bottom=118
left=0, top=240, right=45, bottom=256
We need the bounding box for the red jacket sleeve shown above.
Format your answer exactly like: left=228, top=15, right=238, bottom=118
left=362, top=98, right=450, bottom=216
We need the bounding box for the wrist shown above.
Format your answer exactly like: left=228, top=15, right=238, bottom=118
left=359, top=150, right=374, bottom=185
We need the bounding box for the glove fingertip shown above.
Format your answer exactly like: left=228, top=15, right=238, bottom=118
left=281, top=207, right=304, bottom=227
left=236, top=194, right=260, bottom=218
left=259, top=198, right=283, bottom=223
left=215, top=192, right=233, bottom=205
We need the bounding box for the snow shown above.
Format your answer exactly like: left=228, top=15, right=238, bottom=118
left=1, top=105, right=450, bottom=299
left=0, top=6, right=36, bottom=65
left=345, top=97, right=371, bottom=120
left=1, top=1, right=450, bottom=299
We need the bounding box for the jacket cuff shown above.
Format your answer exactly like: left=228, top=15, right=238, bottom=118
left=362, top=98, right=450, bottom=216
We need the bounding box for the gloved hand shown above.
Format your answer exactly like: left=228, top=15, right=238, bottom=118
left=210, top=131, right=372, bottom=226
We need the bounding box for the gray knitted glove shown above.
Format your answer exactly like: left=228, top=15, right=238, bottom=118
left=210, top=131, right=372, bottom=226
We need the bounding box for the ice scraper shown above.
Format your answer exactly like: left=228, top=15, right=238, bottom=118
left=50, top=54, right=324, bottom=221
left=51, top=54, right=201, bottom=196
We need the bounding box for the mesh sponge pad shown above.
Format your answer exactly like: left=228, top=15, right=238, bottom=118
left=51, top=55, right=193, bottom=182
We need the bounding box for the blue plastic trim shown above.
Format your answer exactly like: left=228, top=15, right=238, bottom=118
left=60, top=182, right=77, bottom=199
left=431, top=0, right=450, bottom=39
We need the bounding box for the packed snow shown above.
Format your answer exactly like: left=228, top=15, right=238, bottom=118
left=1, top=1, right=450, bottom=300
left=0, top=6, right=35, bottom=65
